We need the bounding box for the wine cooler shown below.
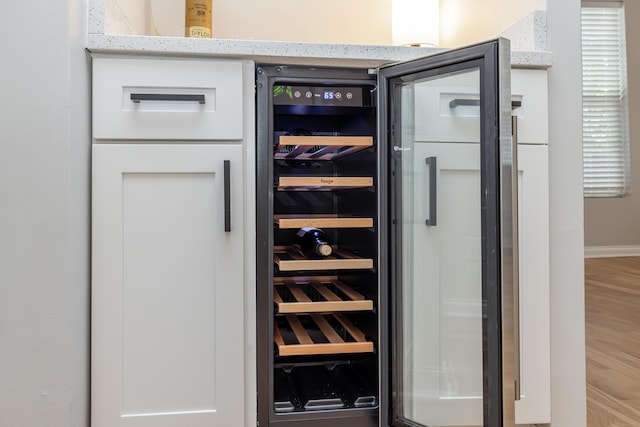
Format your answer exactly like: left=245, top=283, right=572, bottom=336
left=256, top=40, right=518, bottom=427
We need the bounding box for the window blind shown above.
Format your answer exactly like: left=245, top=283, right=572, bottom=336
left=581, top=4, right=630, bottom=197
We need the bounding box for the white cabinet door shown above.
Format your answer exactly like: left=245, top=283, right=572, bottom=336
left=92, top=144, right=245, bottom=427
left=405, top=141, right=484, bottom=427
left=405, top=143, right=551, bottom=426
left=514, top=144, right=550, bottom=424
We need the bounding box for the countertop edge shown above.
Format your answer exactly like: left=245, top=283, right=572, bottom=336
left=86, top=34, right=552, bottom=69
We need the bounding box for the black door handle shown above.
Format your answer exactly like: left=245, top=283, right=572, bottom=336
left=224, top=160, right=231, bottom=232
left=425, top=156, right=437, bottom=226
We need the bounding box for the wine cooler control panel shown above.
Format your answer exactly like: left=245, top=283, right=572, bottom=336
left=273, top=85, right=371, bottom=107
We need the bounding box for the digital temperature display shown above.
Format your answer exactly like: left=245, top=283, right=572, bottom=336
left=273, top=86, right=367, bottom=107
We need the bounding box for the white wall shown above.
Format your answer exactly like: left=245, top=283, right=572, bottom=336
left=583, top=1, right=640, bottom=249
left=0, top=0, right=90, bottom=425
left=213, top=0, right=392, bottom=44
left=439, top=0, right=546, bottom=48
left=132, top=0, right=393, bottom=44
left=546, top=0, right=588, bottom=425
left=109, top=0, right=546, bottom=46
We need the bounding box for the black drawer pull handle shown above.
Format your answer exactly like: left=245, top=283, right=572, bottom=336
left=449, top=98, right=522, bottom=109
left=130, top=93, right=206, bottom=104
left=449, top=98, right=479, bottom=108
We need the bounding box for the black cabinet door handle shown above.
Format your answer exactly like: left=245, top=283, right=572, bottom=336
left=425, top=156, right=437, bottom=226
left=130, top=93, right=206, bottom=104
left=224, top=160, right=231, bottom=232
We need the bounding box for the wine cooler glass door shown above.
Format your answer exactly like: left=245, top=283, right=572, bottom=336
left=380, top=39, right=515, bottom=427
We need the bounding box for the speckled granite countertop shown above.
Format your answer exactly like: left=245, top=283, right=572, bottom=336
left=86, top=33, right=551, bottom=69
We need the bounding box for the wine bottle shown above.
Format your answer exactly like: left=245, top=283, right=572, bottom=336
left=185, top=0, right=212, bottom=38
left=292, top=227, right=333, bottom=258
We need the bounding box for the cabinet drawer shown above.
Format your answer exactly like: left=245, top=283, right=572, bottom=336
left=413, top=69, right=481, bottom=143
left=412, top=68, right=548, bottom=144
left=512, top=69, right=548, bottom=144
left=93, top=57, right=243, bottom=141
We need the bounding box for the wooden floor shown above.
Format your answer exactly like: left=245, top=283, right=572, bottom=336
left=585, top=257, right=640, bottom=426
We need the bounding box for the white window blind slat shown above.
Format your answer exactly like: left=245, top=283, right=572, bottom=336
left=581, top=4, right=630, bottom=197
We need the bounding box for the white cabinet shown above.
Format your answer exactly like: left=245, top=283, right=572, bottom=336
left=506, top=69, right=550, bottom=426
left=412, top=70, right=481, bottom=143
left=406, top=141, right=551, bottom=426
left=93, top=57, right=244, bottom=141
left=92, top=145, right=245, bottom=427
left=511, top=70, right=549, bottom=145
left=91, top=57, right=255, bottom=427
left=411, top=69, right=548, bottom=146
left=407, top=142, right=484, bottom=426
left=515, top=143, right=550, bottom=425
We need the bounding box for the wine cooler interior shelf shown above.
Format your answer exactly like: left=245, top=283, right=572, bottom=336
left=274, top=276, right=374, bottom=314
left=274, top=135, right=373, bottom=161
left=274, top=214, right=373, bottom=229
left=274, top=246, right=374, bottom=271
left=277, top=176, right=373, bottom=191
left=274, top=313, right=374, bottom=356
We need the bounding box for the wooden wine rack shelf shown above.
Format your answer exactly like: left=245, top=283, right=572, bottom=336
left=274, top=276, right=373, bottom=314
left=274, top=214, right=373, bottom=229
left=274, top=246, right=373, bottom=271
left=275, top=135, right=373, bottom=161
left=277, top=176, right=373, bottom=191
left=274, top=313, right=374, bottom=356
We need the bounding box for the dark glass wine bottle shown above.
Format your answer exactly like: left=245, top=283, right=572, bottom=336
left=292, top=227, right=332, bottom=258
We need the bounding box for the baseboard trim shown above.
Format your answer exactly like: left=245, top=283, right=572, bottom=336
left=584, top=245, right=640, bottom=258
